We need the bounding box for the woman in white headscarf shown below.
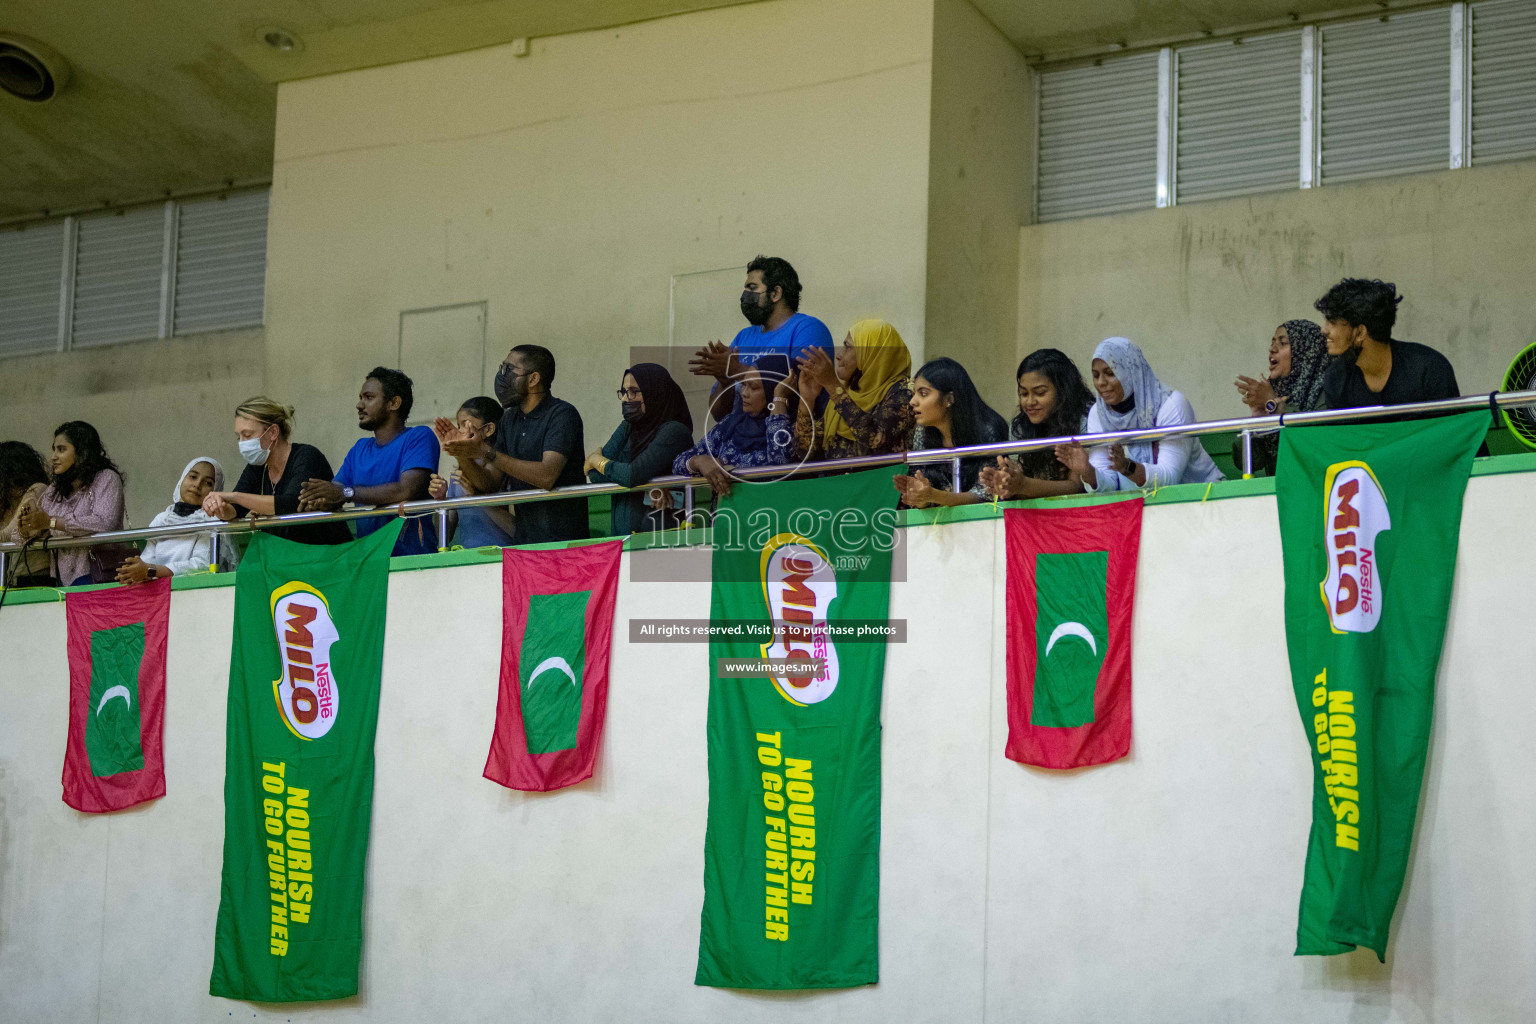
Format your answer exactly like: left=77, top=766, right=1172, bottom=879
left=116, top=457, right=240, bottom=583
left=1056, top=337, right=1224, bottom=493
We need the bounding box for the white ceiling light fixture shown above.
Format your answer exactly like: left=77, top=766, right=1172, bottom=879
left=0, top=33, right=71, bottom=103
left=256, top=26, right=304, bottom=54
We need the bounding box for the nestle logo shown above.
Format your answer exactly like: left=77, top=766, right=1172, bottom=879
left=1321, top=462, right=1391, bottom=635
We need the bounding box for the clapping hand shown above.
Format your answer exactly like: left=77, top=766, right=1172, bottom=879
left=979, top=456, right=1024, bottom=499
left=435, top=417, right=490, bottom=463
left=689, top=340, right=731, bottom=379
left=1054, top=441, right=1090, bottom=477
left=795, top=348, right=839, bottom=398
left=892, top=470, right=939, bottom=508
left=1234, top=372, right=1279, bottom=413
left=427, top=474, right=449, bottom=501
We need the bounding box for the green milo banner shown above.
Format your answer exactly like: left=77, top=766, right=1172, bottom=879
left=696, top=468, right=897, bottom=989
left=210, top=521, right=401, bottom=1001
left=1276, top=411, right=1484, bottom=960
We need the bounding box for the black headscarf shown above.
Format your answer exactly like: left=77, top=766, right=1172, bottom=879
left=709, top=354, right=791, bottom=454
left=624, top=363, right=694, bottom=458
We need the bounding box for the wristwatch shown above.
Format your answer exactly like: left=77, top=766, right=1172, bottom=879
left=341, top=485, right=355, bottom=501
left=1264, top=400, right=1278, bottom=414
left=1124, top=460, right=1139, bottom=477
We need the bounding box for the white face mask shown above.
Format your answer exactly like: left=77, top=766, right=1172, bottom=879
left=238, top=435, right=270, bottom=466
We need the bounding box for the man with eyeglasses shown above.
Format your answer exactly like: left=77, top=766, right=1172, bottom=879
left=436, top=344, right=589, bottom=543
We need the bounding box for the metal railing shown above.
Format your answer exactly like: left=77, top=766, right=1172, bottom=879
left=3, top=389, right=1532, bottom=581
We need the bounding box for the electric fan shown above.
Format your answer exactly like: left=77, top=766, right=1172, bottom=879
left=1501, top=343, right=1536, bottom=450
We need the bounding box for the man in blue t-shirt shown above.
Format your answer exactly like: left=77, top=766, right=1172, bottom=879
left=690, top=255, right=834, bottom=421
left=298, top=366, right=441, bottom=556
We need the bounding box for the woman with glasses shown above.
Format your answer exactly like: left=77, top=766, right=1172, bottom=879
left=585, top=364, right=695, bottom=535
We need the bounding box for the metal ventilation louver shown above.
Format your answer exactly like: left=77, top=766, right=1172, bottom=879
left=1175, top=32, right=1303, bottom=203
left=1320, top=9, right=1451, bottom=184
left=173, top=190, right=268, bottom=335
left=0, top=221, right=65, bottom=357
left=1037, top=53, right=1159, bottom=222
left=1470, top=0, right=1536, bottom=165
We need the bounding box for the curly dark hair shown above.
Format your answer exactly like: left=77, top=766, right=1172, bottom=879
left=1314, top=278, right=1402, bottom=344
left=746, top=255, right=803, bottom=312
left=0, top=440, right=49, bottom=512
left=365, top=366, right=415, bottom=422
left=49, top=421, right=121, bottom=499
left=1011, top=348, right=1095, bottom=480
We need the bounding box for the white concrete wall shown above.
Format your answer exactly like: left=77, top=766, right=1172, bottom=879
left=4, top=469, right=1535, bottom=1021
left=0, top=328, right=265, bottom=531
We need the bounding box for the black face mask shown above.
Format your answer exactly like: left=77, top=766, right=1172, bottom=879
left=621, top=400, right=645, bottom=422
left=495, top=365, right=523, bottom=407
left=740, top=290, right=772, bottom=327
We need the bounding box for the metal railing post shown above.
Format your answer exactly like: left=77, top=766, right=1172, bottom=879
left=684, top=484, right=694, bottom=526
left=208, top=532, right=218, bottom=571
left=1241, top=430, right=1254, bottom=479
left=435, top=508, right=449, bottom=551
left=950, top=456, right=963, bottom=494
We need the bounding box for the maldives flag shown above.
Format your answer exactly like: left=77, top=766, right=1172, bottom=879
left=483, top=540, right=622, bottom=792
left=62, top=576, right=171, bottom=812
left=1004, top=499, right=1142, bottom=769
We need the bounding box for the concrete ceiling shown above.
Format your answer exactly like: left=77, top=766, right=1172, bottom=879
left=0, top=0, right=764, bottom=220
left=1, top=0, right=1439, bottom=221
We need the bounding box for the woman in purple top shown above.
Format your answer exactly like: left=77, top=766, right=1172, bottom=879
left=14, top=421, right=126, bottom=585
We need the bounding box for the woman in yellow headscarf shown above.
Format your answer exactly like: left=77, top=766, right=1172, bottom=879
left=792, top=319, right=915, bottom=461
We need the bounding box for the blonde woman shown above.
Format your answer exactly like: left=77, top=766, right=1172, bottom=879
left=202, top=397, right=351, bottom=545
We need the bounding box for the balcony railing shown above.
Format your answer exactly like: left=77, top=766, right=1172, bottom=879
left=3, top=389, right=1533, bottom=580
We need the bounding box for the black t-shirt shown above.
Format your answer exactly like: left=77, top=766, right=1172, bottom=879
left=1322, top=340, right=1461, bottom=410
left=230, top=442, right=352, bottom=545
left=495, top=396, right=589, bottom=543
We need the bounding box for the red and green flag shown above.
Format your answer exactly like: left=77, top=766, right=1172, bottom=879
left=1004, top=499, right=1141, bottom=769
left=209, top=521, right=400, bottom=1002
left=696, top=467, right=897, bottom=989
left=62, top=576, right=171, bottom=812
left=1277, top=411, right=1484, bottom=960
left=483, top=540, right=622, bottom=792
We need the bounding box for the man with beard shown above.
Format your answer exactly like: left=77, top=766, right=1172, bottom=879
left=436, top=344, right=589, bottom=543
left=298, top=366, right=440, bottom=555
left=690, top=255, right=834, bottom=421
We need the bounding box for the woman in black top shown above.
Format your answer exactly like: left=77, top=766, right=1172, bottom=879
left=202, top=396, right=352, bottom=545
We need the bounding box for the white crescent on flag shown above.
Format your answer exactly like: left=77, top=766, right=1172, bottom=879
left=1045, top=621, right=1097, bottom=658
left=96, top=685, right=132, bottom=716
left=528, top=656, right=577, bottom=687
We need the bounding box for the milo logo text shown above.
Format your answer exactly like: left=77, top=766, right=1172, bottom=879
left=270, top=582, right=341, bottom=740
left=1320, top=461, right=1391, bottom=634
left=760, top=534, right=840, bottom=706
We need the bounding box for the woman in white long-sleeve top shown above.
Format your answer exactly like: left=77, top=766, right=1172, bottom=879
left=1056, top=337, right=1224, bottom=493
left=116, top=457, right=240, bottom=583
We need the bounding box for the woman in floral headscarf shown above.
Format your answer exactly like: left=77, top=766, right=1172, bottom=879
left=1056, top=337, right=1224, bottom=493
left=1231, top=319, right=1332, bottom=476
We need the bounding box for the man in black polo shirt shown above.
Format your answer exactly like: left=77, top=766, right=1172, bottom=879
left=1315, top=278, right=1461, bottom=409
left=439, top=344, right=588, bottom=543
